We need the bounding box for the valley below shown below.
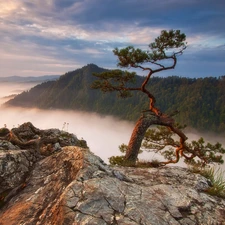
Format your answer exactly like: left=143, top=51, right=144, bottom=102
left=0, top=81, right=225, bottom=170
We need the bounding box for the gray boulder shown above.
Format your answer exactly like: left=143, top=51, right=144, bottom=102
left=0, top=150, right=39, bottom=199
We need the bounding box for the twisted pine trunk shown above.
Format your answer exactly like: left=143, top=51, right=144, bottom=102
left=125, top=114, right=188, bottom=165
left=125, top=114, right=158, bottom=164
left=124, top=65, right=188, bottom=165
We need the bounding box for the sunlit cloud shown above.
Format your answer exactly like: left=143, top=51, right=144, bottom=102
left=0, top=0, right=20, bottom=17
left=0, top=0, right=225, bottom=77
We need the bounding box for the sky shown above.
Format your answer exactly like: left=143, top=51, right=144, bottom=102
left=0, top=0, right=225, bottom=78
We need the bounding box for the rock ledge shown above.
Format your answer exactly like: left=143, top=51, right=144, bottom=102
left=0, top=146, right=225, bottom=225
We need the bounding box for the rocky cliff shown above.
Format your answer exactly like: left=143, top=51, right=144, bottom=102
left=0, top=123, right=225, bottom=225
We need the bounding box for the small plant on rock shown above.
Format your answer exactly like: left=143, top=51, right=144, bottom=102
left=190, top=166, right=225, bottom=198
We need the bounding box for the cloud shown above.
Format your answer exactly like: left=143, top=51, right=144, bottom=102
left=0, top=0, right=225, bottom=77
left=0, top=0, right=20, bottom=17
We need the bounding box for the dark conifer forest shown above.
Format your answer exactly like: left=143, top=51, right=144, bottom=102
left=5, top=64, right=225, bottom=133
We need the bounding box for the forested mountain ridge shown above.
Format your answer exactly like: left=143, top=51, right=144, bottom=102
left=5, top=64, right=225, bottom=133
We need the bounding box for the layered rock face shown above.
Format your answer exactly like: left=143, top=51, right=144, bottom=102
left=0, top=122, right=86, bottom=200
left=0, top=124, right=225, bottom=224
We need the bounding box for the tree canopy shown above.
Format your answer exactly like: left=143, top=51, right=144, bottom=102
left=92, top=29, right=225, bottom=167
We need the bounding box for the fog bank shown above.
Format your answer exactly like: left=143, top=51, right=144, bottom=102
left=0, top=106, right=135, bottom=162
left=0, top=82, right=135, bottom=162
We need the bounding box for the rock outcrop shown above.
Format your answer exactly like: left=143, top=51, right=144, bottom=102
left=0, top=122, right=86, bottom=154
left=0, top=141, right=225, bottom=224
left=0, top=122, right=87, bottom=209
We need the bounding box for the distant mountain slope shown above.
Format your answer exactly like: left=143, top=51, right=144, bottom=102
left=5, top=64, right=225, bottom=133
left=0, top=75, right=60, bottom=83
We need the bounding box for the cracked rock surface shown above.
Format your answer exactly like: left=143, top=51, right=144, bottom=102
left=0, top=146, right=225, bottom=225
